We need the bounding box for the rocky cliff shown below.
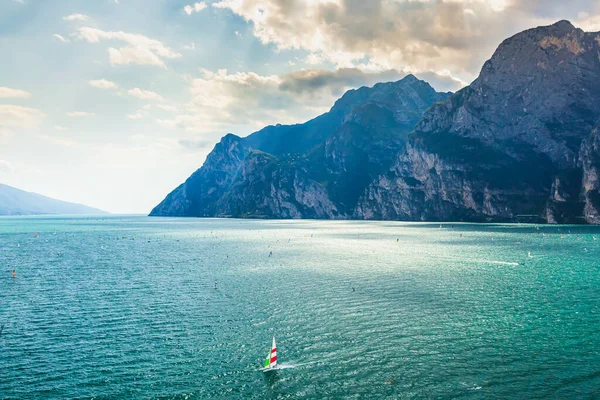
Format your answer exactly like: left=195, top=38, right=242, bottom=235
left=151, top=75, right=450, bottom=218
left=356, top=20, right=600, bottom=223
left=152, top=20, right=600, bottom=223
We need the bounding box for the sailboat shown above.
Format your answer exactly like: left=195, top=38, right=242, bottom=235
left=262, top=336, right=277, bottom=372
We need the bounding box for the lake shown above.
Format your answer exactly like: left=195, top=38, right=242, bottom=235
left=1, top=216, right=599, bottom=399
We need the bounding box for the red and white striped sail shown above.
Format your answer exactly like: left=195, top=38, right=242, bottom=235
left=263, top=336, right=277, bottom=369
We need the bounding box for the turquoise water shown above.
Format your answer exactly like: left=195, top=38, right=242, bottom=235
left=1, top=216, right=599, bottom=399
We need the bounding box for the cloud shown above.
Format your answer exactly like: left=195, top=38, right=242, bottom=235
left=211, top=0, right=598, bottom=82
left=63, top=13, right=89, bottom=22
left=0, top=105, right=46, bottom=130
left=53, top=34, right=69, bottom=43
left=280, top=67, right=463, bottom=95
left=156, top=68, right=297, bottom=133
left=158, top=66, right=459, bottom=135
left=107, top=47, right=166, bottom=68
left=0, top=87, right=31, bottom=98
left=66, top=111, right=95, bottom=117
left=127, top=112, right=144, bottom=120
left=54, top=125, right=69, bottom=131
left=157, top=104, right=177, bottom=112
left=89, top=79, right=118, bottom=89
left=279, top=68, right=400, bottom=95
left=128, top=88, right=164, bottom=101
left=184, top=2, right=207, bottom=15
left=75, top=27, right=181, bottom=68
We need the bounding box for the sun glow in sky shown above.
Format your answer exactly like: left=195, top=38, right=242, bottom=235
left=1, top=0, right=599, bottom=213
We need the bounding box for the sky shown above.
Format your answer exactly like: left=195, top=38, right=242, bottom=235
left=1, top=0, right=599, bottom=214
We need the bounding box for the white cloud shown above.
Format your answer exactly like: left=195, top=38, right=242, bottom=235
left=0, top=87, right=31, bottom=98
left=156, top=65, right=466, bottom=135
left=128, top=88, right=164, bottom=101
left=89, top=79, right=118, bottom=89
left=157, top=104, right=177, bottom=112
left=210, top=0, right=579, bottom=82
left=75, top=27, right=182, bottom=68
left=54, top=125, right=69, bottom=131
left=63, top=13, right=89, bottom=22
left=107, top=47, right=165, bottom=68
left=305, top=53, right=324, bottom=65
left=0, top=105, right=46, bottom=130
left=184, top=2, right=207, bottom=15
left=53, top=34, right=69, bottom=43
left=127, top=112, right=144, bottom=120
left=66, top=111, right=95, bottom=117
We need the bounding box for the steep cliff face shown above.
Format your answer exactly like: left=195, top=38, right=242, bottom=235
left=356, top=20, right=600, bottom=223
left=150, top=134, right=248, bottom=216
left=151, top=75, right=449, bottom=218
left=580, top=126, right=600, bottom=223
left=214, top=151, right=340, bottom=219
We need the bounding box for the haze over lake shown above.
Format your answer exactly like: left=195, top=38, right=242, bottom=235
left=1, top=216, right=599, bottom=399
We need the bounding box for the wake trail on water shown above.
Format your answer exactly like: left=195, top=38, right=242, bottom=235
left=425, top=254, right=520, bottom=267
left=264, top=361, right=319, bottom=371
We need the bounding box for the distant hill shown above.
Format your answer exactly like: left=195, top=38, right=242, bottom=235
left=0, top=184, right=107, bottom=216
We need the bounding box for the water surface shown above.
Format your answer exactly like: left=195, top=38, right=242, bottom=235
left=1, top=216, right=599, bottom=399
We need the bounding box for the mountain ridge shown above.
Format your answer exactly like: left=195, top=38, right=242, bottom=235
left=151, top=75, right=450, bottom=218
left=152, top=20, right=600, bottom=223
left=0, top=183, right=107, bottom=216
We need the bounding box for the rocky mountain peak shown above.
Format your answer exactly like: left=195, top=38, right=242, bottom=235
left=477, top=20, right=597, bottom=86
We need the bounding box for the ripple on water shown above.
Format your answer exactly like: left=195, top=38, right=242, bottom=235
left=1, top=217, right=599, bottom=398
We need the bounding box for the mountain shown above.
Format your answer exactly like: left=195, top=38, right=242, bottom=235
left=356, top=20, right=600, bottom=224
left=152, top=20, right=600, bottom=224
left=151, top=75, right=451, bottom=218
left=0, top=184, right=107, bottom=216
